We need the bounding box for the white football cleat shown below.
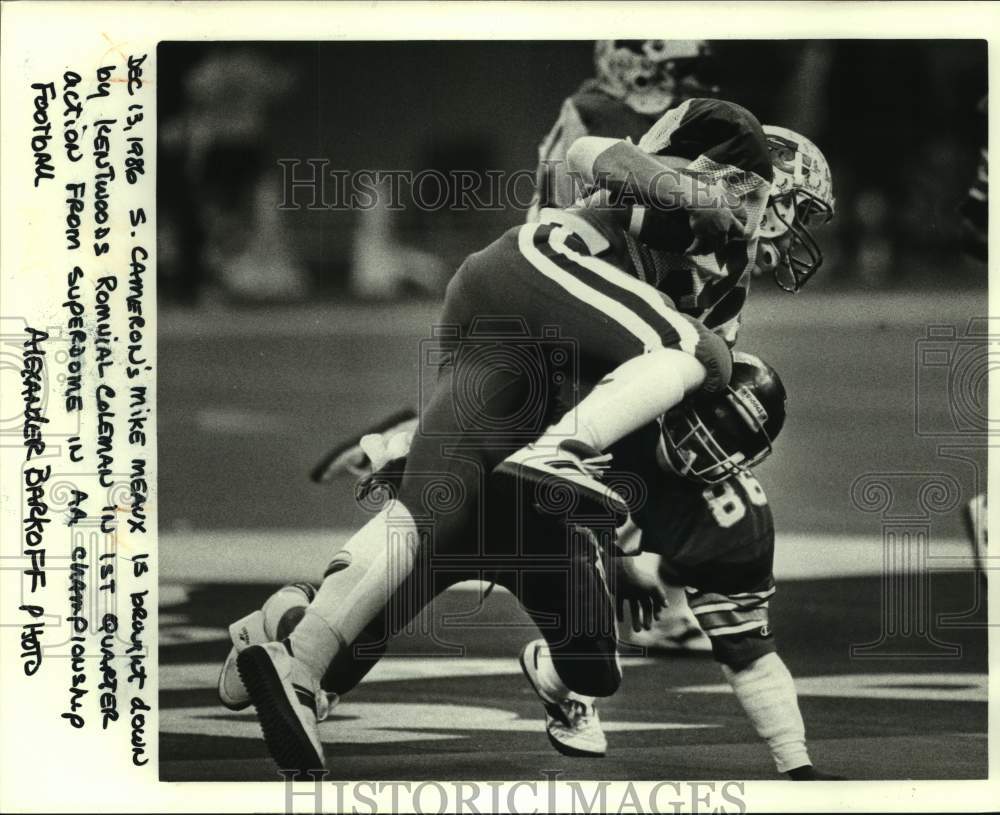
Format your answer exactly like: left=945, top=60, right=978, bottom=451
left=217, top=583, right=316, bottom=711
left=237, top=641, right=331, bottom=773
left=519, top=639, right=607, bottom=757
left=495, top=439, right=629, bottom=523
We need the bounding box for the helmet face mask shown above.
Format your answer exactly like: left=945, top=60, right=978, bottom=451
left=759, top=189, right=834, bottom=292
left=658, top=353, right=786, bottom=485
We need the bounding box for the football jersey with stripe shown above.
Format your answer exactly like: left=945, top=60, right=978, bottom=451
left=612, top=423, right=777, bottom=667
left=631, top=98, right=772, bottom=345
left=655, top=470, right=775, bottom=667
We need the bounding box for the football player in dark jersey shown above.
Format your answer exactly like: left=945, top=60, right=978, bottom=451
left=540, top=99, right=833, bottom=651
left=529, top=352, right=841, bottom=778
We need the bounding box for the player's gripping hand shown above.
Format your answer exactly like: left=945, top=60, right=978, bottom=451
left=686, top=197, right=749, bottom=256
left=614, top=551, right=670, bottom=633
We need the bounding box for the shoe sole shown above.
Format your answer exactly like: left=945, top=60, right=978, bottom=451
left=494, top=460, right=628, bottom=524
left=218, top=646, right=251, bottom=711
left=545, top=730, right=606, bottom=758
left=518, top=642, right=605, bottom=758
left=236, top=646, right=325, bottom=773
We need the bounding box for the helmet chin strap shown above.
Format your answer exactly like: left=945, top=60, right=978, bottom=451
left=755, top=241, right=781, bottom=274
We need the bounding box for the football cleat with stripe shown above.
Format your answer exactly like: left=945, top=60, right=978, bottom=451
left=495, top=439, right=630, bottom=524
left=237, top=641, right=331, bottom=773
left=519, top=639, right=607, bottom=757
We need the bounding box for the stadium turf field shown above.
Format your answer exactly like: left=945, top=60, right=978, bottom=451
left=158, top=290, right=988, bottom=781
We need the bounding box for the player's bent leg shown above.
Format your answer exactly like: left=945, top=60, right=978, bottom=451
left=286, top=500, right=422, bottom=683
left=320, top=559, right=444, bottom=695
left=512, top=525, right=620, bottom=757
left=710, top=619, right=845, bottom=779
left=496, top=343, right=726, bottom=531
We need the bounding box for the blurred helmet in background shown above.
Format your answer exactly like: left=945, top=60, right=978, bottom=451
left=757, top=124, right=836, bottom=292
left=659, top=352, right=786, bottom=484
left=593, top=40, right=718, bottom=115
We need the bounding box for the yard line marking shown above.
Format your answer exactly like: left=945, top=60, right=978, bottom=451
left=677, top=672, right=988, bottom=703
left=159, top=530, right=976, bottom=585
left=161, top=656, right=659, bottom=694
left=161, top=701, right=717, bottom=745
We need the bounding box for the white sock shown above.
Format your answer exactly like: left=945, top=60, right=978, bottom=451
left=539, top=349, right=705, bottom=451
left=721, top=652, right=810, bottom=773
left=535, top=642, right=571, bottom=700
left=535, top=645, right=599, bottom=708
left=289, top=501, right=421, bottom=681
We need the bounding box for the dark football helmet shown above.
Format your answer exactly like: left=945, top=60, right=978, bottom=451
left=658, top=351, right=786, bottom=484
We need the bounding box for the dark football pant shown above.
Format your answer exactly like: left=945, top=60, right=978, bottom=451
left=320, top=514, right=621, bottom=699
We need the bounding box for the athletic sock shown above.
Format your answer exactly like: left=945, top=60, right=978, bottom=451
left=721, top=652, right=810, bottom=773
left=534, top=642, right=572, bottom=700
left=288, top=501, right=421, bottom=681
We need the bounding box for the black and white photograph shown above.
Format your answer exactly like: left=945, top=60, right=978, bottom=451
left=0, top=4, right=995, bottom=813
left=156, top=37, right=988, bottom=784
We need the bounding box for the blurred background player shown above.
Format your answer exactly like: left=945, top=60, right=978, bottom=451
left=960, top=95, right=988, bottom=570
left=530, top=40, right=718, bottom=220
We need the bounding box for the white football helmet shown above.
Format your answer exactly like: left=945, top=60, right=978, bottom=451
left=593, top=40, right=717, bottom=115
left=757, top=125, right=835, bottom=292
